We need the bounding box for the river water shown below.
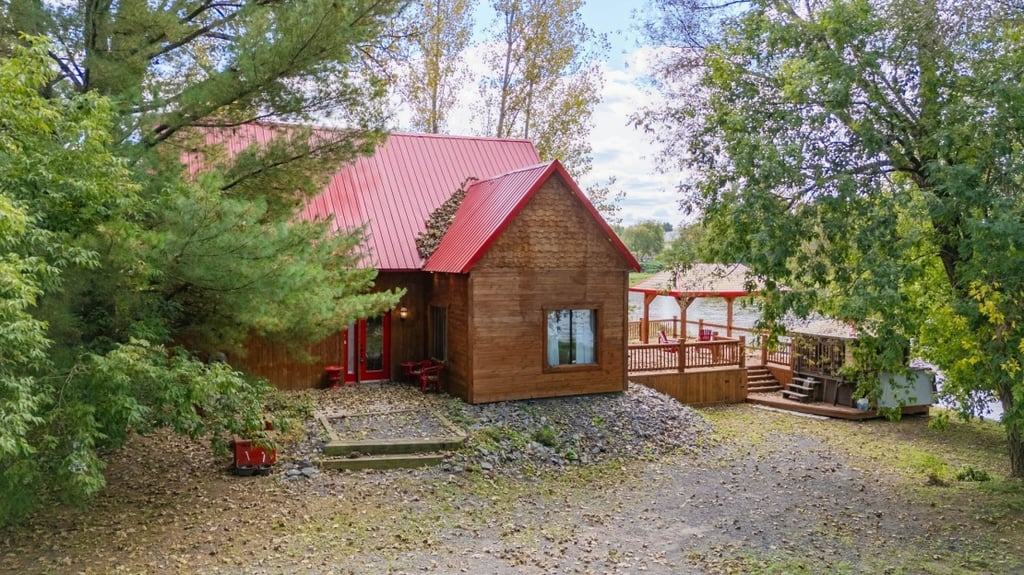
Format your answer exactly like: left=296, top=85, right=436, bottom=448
left=629, top=292, right=1005, bottom=421
left=628, top=292, right=762, bottom=335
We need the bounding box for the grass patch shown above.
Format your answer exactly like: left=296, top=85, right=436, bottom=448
left=629, top=272, right=657, bottom=285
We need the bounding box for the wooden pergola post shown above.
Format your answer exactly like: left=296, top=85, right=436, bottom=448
left=678, top=339, right=686, bottom=373
left=675, top=295, right=697, bottom=341
left=640, top=293, right=657, bottom=343
left=725, top=296, right=736, bottom=337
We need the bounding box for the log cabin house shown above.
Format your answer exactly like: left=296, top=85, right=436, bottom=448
left=219, top=128, right=640, bottom=403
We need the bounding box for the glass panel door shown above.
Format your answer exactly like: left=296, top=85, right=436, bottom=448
left=340, top=314, right=390, bottom=383
left=358, top=312, right=390, bottom=381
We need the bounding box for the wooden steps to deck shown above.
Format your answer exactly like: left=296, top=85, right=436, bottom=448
left=781, top=376, right=819, bottom=403
left=746, top=366, right=782, bottom=393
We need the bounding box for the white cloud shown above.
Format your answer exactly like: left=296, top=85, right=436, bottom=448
left=581, top=47, right=687, bottom=226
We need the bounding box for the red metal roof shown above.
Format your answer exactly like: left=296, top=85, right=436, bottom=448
left=181, top=126, right=541, bottom=271
left=424, top=160, right=640, bottom=274
left=305, top=132, right=541, bottom=270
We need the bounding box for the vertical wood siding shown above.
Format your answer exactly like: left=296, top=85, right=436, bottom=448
left=429, top=273, right=471, bottom=400
left=235, top=272, right=427, bottom=389
left=464, top=177, right=633, bottom=403
left=630, top=369, right=748, bottom=406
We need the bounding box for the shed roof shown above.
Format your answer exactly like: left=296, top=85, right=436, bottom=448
left=423, top=160, right=640, bottom=274
left=630, top=263, right=765, bottom=298
left=788, top=318, right=859, bottom=339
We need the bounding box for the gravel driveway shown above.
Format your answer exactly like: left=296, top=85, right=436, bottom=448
left=1, top=383, right=1019, bottom=574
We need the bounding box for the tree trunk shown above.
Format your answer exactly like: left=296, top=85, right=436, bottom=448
left=1008, top=425, right=1024, bottom=479
left=496, top=8, right=516, bottom=137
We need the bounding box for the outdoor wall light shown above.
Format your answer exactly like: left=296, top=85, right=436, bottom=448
left=399, top=306, right=409, bottom=320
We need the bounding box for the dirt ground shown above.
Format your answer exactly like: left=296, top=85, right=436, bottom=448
left=2, top=400, right=1022, bottom=575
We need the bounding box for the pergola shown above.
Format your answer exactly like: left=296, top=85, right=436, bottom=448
left=630, top=263, right=763, bottom=343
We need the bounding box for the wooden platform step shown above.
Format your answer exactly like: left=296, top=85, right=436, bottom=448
left=782, top=377, right=819, bottom=403
left=319, top=453, right=445, bottom=471
left=323, top=435, right=465, bottom=457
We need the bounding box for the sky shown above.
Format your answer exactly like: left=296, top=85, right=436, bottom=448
left=392, top=0, right=684, bottom=227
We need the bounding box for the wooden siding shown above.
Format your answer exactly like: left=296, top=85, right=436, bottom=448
left=766, top=365, right=794, bottom=386
left=233, top=332, right=345, bottom=391
left=379, top=272, right=430, bottom=378
left=429, top=273, right=472, bottom=401
left=631, top=368, right=748, bottom=407
left=474, top=175, right=635, bottom=272
left=234, top=272, right=427, bottom=389
left=460, top=177, right=633, bottom=403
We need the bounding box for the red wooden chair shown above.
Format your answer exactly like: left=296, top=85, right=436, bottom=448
left=419, top=363, right=443, bottom=393
left=657, top=329, right=679, bottom=353
left=699, top=328, right=713, bottom=341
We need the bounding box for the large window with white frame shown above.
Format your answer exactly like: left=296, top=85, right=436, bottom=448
left=545, top=308, right=598, bottom=368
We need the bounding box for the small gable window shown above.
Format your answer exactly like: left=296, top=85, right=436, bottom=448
left=545, top=309, right=598, bottom=368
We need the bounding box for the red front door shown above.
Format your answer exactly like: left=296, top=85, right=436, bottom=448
left=342, top=312, right=391, bottom=383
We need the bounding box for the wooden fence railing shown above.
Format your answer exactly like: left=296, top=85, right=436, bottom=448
left=628, top=336, right=746, bottom=373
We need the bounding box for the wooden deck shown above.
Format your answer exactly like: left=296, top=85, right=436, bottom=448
left=746, top=392, right=931, bottom=420
left=631, top=367, right=747, bottom=407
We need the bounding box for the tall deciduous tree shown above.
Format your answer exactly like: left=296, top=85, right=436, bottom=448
left=478, top=0, right=604, bottom=176
left=643, top=0, right=1024, bottom=476
left=620, top=220, right=667, bottom=261
left=399, top=0, right=475, bottom=133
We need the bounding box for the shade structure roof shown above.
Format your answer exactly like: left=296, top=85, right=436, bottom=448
left=630, top=263, right=765, bottom=298
left=424, top=160, right=640, bottom=273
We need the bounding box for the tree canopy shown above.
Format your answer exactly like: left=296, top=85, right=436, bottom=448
left=643, top=0, right=1024, bottom=476
left=477, top=0, right=605, bottom=177
left=397, top=0, right=474, bottom=133
left=0, top=0, right=406, bottom=523
left=620, top=220, right=667, bottom=261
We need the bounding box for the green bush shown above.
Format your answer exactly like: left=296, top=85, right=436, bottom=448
left=955, top=465, right=992, bottom=482
left=532, top=425, right=559, bottom=448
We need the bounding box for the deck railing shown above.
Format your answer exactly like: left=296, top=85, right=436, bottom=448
left=628, top=336, right=746, bottom=373
left=628, top=318, right=760, bottom=345
left=630, top=318, right=802, bottom=370
left=764, top=340, right=792, bottom=367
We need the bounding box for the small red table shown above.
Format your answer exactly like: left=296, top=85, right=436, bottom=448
left=324, top=365, right=343, bottom=389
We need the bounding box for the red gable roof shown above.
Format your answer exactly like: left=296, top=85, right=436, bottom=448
left=424, top=160, right=640, bottom=274
left=302, top=132, right=540, bottom=270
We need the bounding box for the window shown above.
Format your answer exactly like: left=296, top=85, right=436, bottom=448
left=430, top=305, right=447, bottom=361
left=546, top=309, right=598, bottom=367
